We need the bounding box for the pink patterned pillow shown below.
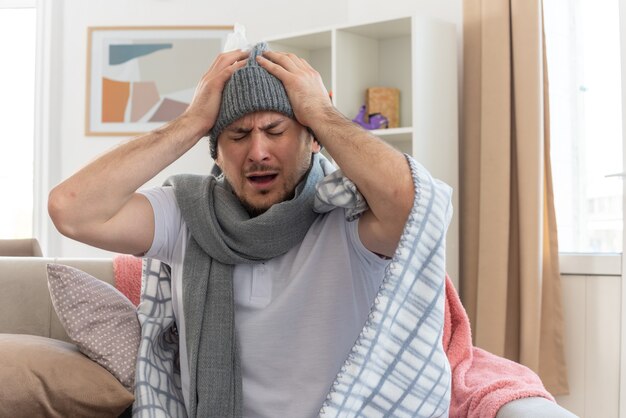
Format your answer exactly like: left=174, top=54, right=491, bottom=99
left=46, top=263, right=140, bottom=391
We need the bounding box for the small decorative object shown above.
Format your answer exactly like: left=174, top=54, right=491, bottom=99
left=352, top=104, right=389, bottom=130
left=366, top=87, right=400, bottom=128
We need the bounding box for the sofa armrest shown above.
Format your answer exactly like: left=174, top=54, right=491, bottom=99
left=0, top=257, right=114, bottom=343
left=496, top=396, right=579, bottom=418
left=0, top=238, right=43, bottom=256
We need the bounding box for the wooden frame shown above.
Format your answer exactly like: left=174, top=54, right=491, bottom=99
left=85, top=25, right=232, bottom=136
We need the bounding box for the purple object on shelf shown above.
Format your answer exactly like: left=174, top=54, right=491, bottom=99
left=352, top=105, right=389, bottom=130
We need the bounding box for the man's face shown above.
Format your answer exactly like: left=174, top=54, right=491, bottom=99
left=215, top=111, right=321, bottom=216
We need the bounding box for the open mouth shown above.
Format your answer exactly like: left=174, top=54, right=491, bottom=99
left=247, top=173, right=278, bottom=186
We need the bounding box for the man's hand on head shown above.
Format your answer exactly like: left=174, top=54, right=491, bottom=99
left=183, top=49, right=249, bottom=135
left=257, top=50, right=414, bottom=259
left=256, top=51, right=334, bottom=129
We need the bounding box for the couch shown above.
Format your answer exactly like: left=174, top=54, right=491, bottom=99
left=0, top=238, right=43, bottom=257
left=0, top=256, right=134, bottom=418
left=0, top=257, right=113, bottom=342
left=0, top=256, right=578, bottom=418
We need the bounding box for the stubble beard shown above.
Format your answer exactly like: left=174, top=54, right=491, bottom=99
left=240, top=187, right=291, bottom=217
left=235, top=153, right=314, bottom=217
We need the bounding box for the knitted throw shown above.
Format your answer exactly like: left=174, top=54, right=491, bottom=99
left=164, top=153, right=334, bottom=417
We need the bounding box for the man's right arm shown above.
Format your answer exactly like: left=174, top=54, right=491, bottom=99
left=48, top=50, right=249, bottom=256
left=48, top=117, right=204, bottom=255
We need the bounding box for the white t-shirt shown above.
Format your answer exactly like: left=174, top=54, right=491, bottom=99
left=140, top=186, right=389, bottom=418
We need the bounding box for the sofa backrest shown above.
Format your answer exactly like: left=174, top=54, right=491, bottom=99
left=0, top=238, right=43, bottom=256
left=0, top=257, right=114, bottom=343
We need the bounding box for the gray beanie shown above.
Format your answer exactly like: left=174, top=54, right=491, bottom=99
left=209, top=42, right=294, bottom=159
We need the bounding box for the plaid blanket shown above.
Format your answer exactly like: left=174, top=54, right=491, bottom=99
left=133, top=155, right=452, bottom=417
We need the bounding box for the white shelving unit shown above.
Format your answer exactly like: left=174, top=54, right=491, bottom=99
left=267, top=15, right=459, bottom=282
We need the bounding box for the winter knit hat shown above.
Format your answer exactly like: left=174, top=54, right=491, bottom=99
left=209, top=42, right=294, bottom=159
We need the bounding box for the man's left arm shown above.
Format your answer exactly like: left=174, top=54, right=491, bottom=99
left=258, top=51, right=414, bottom=258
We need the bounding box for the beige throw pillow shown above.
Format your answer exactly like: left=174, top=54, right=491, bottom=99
left=47, top=263, right=140, bottom=391
left=0, top=334, right=134, bottom=417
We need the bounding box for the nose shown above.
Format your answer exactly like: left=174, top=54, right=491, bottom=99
left=247, top=131, right=271, bottom=163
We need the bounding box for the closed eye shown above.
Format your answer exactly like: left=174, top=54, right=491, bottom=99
left=229, top=132, right=249, bottom=141
left=267, top=131, right=285, bottom=137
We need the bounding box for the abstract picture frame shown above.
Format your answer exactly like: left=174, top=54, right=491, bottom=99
left=85, top=25, right=233, bottom=136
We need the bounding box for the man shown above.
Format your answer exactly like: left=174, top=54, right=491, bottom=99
left=48, top=43, right=446, bottom=417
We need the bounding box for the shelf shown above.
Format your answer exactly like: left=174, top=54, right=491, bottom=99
left=266, top=31, right=331, bottom=50
left=338, top=16, right=412, bottom=39
left=268, top=15, right=459, bottom=286
left=370, top=126, right=412, bottom=142
left=369, top=127, right=413, bottom=154
left=334, top=21, right=412, bottom=128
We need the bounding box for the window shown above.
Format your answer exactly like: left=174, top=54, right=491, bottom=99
left=0, top=4, right=37, bottom=239
left=544, top=0, right=623, bottom=253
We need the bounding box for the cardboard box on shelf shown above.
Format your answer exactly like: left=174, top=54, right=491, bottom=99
left=366, top=87, right=400, bottom=128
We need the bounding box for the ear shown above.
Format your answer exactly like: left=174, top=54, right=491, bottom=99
left=211, top=146, right=223, bottom=176
left=310, top=139, right=321, bottom=154
left=214, top=144, right=223, bottom=167
left=305, top=127, right=321, bottom=153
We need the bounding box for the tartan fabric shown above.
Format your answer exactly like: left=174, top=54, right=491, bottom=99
left=319, top=157, right=452, bottom=418
left=133, top=155, right=452, bottom=417
left=134, top=261, right=186, bottom=417
left=313, top=167, right=369, bottom=221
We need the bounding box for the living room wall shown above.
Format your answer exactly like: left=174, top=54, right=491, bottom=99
left=44, top=0, right=462, bottom=258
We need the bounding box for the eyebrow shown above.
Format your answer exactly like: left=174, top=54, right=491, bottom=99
left=227, top=118, right=286, bottom=134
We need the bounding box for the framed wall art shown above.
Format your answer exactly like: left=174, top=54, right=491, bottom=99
left=86, top=25, right=232, bottom=136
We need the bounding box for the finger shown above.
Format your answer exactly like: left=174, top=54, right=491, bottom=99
left=220, top=49, right=250, bottom=62
left=286, top=52, right=310, bottom=71
left=202, top=53, right=247, bottom=84
left=209, top=58, right=248, bottom=87
left=261, top=50, right=304, bottom=72
left=299, top=56, right=315, bottom=71
left=288, top=54, right=310, bottom=71
left=208, top=49, right=249, bottom=72
left=256, top=54, right=292, bottom=80
left=223, top=58, right=248, bottom=77
left=217, top=49, right=250, bottom=70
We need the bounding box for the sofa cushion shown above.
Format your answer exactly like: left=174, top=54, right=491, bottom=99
left=47, top=263, right=140, bottom=391
left=0, top=334, right=134, bottom=417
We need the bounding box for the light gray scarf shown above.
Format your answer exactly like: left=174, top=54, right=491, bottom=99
left=164, top=153, right=334, bottom=418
